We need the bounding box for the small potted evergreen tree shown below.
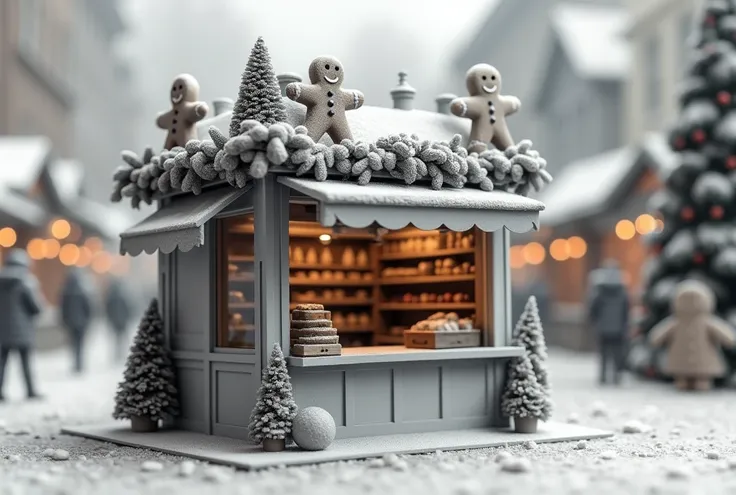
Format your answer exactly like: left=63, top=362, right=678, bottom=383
left=501, top=352, right=547, bottom=433
left=513, top=296, right=553, bottom=419
left=248, top=343, right=298, bottom=451
left=113, top=299, right=179, bottom=432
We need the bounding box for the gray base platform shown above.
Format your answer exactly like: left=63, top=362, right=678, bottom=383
left=62, top=422, right=612, bottom=470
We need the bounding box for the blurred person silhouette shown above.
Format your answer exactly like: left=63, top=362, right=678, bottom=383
left=60, top=267, right=93, bottom=373
left=587, top=259, right=630, bottom=385
left=0, top=249, right=44, bottom=400
left=104, top=277, right=133, bottom=361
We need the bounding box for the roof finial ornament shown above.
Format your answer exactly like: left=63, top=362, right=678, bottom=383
left=390, top=71, right=416, bottom=111
left=398, top=71, right=408, bottom=86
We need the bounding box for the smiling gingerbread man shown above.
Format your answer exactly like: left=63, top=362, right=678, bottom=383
left=156, top=74, right=209, bottom=150
left=285, top=56, right=364, bottom=143
left=451, top=64, right=520, bottom=153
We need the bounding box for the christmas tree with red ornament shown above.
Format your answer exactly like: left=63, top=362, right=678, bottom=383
left=641, top=0, right=736, bottom=378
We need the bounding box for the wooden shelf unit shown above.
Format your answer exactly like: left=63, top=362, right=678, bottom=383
left=289, top=300, right=373, bottom=309
left=290, top=263, right=372, bottom=271
left=379, top=302, right=477, bottom=311
left=379, top=274, right=475, bottom=285
left=379, top=247, right=475, bottom=261
left=289, top=279, right=374, bottom=287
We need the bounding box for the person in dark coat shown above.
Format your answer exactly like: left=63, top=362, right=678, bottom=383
left=587, top=259, right=631, bottom=385
left=60, top=267, right=93, bottom=373
left=104, top=277, right=133, bottom=361
left=0, top=249, right=44, bottom=400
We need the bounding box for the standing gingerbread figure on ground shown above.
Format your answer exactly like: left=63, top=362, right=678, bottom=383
left=156, top=74, right=209, bottom=150
left=649, top=279, right=736, bottom=391
left=450, top=64, right=520, bottom=153
left=285, top=56, right=364, bottom=143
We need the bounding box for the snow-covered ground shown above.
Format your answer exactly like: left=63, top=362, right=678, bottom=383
left=1, top=328, right=736, bottom=495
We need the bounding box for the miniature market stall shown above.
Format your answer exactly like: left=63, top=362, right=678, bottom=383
left=109, top=38, right=554, bottom=443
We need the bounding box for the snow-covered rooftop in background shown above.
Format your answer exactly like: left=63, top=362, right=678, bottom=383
left=550, top=3, right=630, bottom=80
left=539, top=146, right=639, bottom=227
left=198, top=97, right=471, bottom=145
left=48, top=159, right=84, bottom=202
left=0, top=136, right=52, bottom=191
left=0, top=185, right=46, bottom=226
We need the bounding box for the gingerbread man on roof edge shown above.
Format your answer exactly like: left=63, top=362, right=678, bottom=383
left=156, top=73, right=209, bottom=150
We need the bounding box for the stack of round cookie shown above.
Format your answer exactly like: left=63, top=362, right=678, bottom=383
left=290, top=304, right=342, bottom=357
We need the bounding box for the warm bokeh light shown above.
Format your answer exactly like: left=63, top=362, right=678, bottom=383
left=76, top=246, right=93, bottom=267
left=26, top=238, right=45, bottom=260
left=0, top=227, right=17, bottom=248
left=59, top=244, right=81, bottom=266
left=615, top=219, right=636, bottom=240
left=50, top=219, right=71, bottom=240
left=92, top=251, right=113, bottom=274
left=522, top=242, right=546, bottom=265
left=655, top=219, right=665, bottom=233
left=549, top=239, right=570, bottom=262
left=635, top=214, right=657, bottom=235
left=510, top=245, right=526, bottom=269
left=84, top=237, right=103, bottom=253
left=43, top=239, right=61, bottom=259
left=110, top=255, right=130, bottom=275
left=568, top=236, right=588, bottom=259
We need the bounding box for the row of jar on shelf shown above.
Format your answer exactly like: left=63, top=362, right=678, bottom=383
left=389, top=292, right=472, bottom=304
left=292, top=270, right=373, bottom=282
left=292, top=289, right=370, bottom=301
left=381, top=258, right=475, bottom=278
left=290, top=246, right=370, bottom=267
left=381, top=232, right=474, bottom=254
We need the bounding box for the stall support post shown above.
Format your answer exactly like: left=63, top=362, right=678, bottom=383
left=492, top=228, right=512, bottom=347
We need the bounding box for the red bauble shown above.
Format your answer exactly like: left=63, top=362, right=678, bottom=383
left=673, top=136, right=686, bottom=150
left=692, top=129, right=707, bottom=144
left=711, top=205, right=725, bottom=219
left=680, top=206, right=695, bottom=221
left=726, top=156, right=736, bottom=170
left=693, top=253, right=705, bottom=264
left=717, top=91, right=732, bottom=106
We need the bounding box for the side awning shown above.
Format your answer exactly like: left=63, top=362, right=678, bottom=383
left=120, top=186, right=250, bottom=256
left=278, top=177, right=544, bottom=233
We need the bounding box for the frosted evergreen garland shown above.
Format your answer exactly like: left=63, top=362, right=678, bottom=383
left=229, top=37, right=286, bottom=137
left=512, top=296, right=552, bottom=419
left=501, top=352, right=548, bottom=421
left=113, top=299, right=179, bottom=422
left=111, top=120, right=553, bottom=209
left=248, top=343, right=298, bottom=443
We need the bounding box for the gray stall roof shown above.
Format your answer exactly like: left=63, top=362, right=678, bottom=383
left=119, top=186, right=249, bottom=256
left=279, top=177, right=544, bottom=233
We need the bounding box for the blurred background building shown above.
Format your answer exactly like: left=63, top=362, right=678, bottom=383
left=0, top=0, right=699, bottom=353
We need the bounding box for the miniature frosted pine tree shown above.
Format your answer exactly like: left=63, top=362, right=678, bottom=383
left=229, top=36, right=287, bottom=137
left=501, top=352, right=548, bottom=424
left=113, top=299, right=179, bottom=431
left=512, top=295, right=553, bottom=419
left=248, top=343, right=298, bottom=450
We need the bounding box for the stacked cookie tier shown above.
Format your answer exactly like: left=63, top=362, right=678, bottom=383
left=290, top=304, right=342, bottom=357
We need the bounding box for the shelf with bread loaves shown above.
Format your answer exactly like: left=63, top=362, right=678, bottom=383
left=373, top=228, right=482, bottom=346
left=288, top=217, right=377, bottom=348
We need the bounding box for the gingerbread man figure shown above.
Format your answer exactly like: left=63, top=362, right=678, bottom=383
left=285, top=56, right=364, bottom=143
left=450, top=64, right=520, bottom=153
left=156, top=74, right=209, bottom=150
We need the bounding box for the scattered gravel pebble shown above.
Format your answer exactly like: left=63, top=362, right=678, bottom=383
left=599, top=450, right=617, bottom=460
left=523, top=441, right=537, bottom=450
left=574, top=441, right=587, bottom=450
left=494, top=451, right=513, bottom=463
left=78, top=455, right=87, bottom=461
left=622, top=420, right=650, bottom=434
left=141, top=461, right=164, bottom=472
left=178, top=460, right=196, bottom=477
left=500, top=457, right=532, bottom=473
left=42, top=448, right=55, bottom=458
left=50, top=449, right=69, bottom=461
left=367, top=458, right=385, bottom=468
left=591, top=401, right=608, bottom=418
left=6, top=454, right=21, bottom=462
left=203, top=466, right=232, bottom=483
left=706, top=451, right=721, bottom=460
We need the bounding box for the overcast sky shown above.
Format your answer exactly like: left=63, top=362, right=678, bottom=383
left=118, top=0, right=498, bottom=147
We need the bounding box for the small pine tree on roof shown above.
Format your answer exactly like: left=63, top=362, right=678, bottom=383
left=501, top=352, right=548, bottom=421
left=113, top=299, right=179, bottom=426
left=229, top=36, right=287, bottom=137
left=512, top=295, right=553, bottom=419
left=248, top=343, right=298, bottom=445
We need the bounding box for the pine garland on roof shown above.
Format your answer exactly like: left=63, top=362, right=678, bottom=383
left=111, top=120, right=553, bottom=209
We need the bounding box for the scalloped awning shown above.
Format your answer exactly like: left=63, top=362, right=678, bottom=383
left=278, top=177, right=544, bottom=233
left=119, top=186, right=250, bottom=256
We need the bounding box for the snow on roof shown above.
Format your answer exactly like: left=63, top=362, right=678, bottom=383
left=550, top=3, right=630, bottom=80
left=0, top=136, right=52, bottom=192
left=0, top=185, right=46, bottom=227
left=198, top=97, right=471, bottom=145
left=48, top=159, right=84, bottom=202
left=539, top=146, right=639, bottom=227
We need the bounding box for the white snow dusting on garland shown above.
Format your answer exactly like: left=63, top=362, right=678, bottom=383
left=111, top=119, right=553, bottom=209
